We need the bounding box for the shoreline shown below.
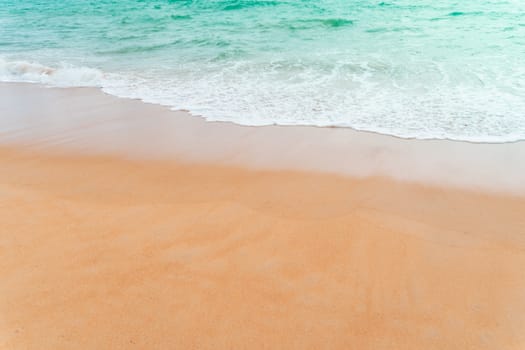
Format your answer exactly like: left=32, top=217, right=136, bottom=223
left=96, top=85, right=525, bottom=145
left=1, top=82, right=524, bottom=195
left=4, top=80, right=525, bottom=145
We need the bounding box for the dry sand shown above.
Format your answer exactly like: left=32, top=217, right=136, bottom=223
left=1, top=83, right=525, bottom=349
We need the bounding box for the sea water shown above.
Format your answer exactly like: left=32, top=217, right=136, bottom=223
left=1, top=0, right=524, bottom=142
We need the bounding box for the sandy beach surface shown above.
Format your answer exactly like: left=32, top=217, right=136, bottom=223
left=1, top=83, right=525, bottom=349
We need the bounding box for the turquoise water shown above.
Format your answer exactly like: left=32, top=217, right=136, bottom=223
left=1, top=0, right=525, bottom=142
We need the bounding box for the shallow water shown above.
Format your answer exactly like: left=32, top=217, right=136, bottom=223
left=1, top=0, right=524, bottom=142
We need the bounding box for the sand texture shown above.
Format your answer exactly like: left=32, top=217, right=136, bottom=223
left=1, top=148, right=525, bottom=349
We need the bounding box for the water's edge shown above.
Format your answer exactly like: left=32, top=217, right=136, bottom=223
left=1, top=59, right=523, bottom=145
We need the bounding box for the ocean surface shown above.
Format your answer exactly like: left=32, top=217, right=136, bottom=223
left=1, top=0, right=524, bottom=142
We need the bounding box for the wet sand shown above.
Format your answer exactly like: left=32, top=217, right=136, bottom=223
left=1, top=83, right=525, bottom=194
left=1, top=83, right=525, bottom=349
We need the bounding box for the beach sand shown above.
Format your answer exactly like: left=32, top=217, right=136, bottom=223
left=1, top=83, right=525, bottom=349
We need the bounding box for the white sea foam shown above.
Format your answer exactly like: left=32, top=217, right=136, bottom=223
left=1, top=57, right=524, bottom=144
left=0, top=58, right=105, bottom=87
